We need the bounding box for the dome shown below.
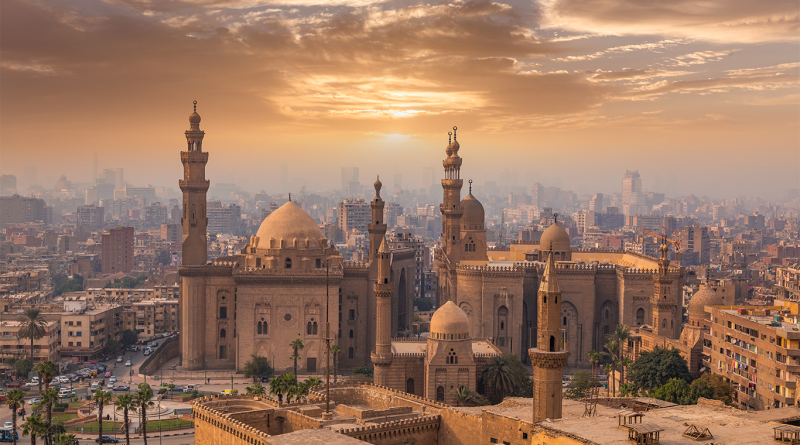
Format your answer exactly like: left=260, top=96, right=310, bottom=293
left=688, top=287, right=724, bottom=320
left=460, top=193, right=485, bottom=229
left=430, top=301, right=470, bottom=339
left=189, top=111, right=201, bottom=124
left=254, top=201, right=322, bottom=248
left=540, top=221, right=570, bottom=252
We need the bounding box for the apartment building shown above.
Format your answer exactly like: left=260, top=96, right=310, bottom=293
left=101, top=226, right=134, bottom=273
left=60, top=302, right=124, bottom=360
left=121, top=299, right=179, bottom=337
left=0, top=320, right=60, bottom=370
left=775, top=264, right=800, bottom=301
left=84, top=285, right=179, bottom=301
left=338, top=198, right=370, bottom=235
left=706, top=304, right=800, bottom=410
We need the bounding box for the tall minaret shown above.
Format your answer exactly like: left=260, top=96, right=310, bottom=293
left=368, top=176, right=387, bottom=264
left=529, top=251, right=569, bottom=421
left=371, top=238, right=394, bottom=386
left=439, top=126, right=463, bottom=261
left=652, top=240, right=677, bottom=338
left=180, top=101, right=209, bottom=266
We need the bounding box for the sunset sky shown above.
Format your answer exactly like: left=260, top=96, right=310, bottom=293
left=1, top=0, right=798, bottom=197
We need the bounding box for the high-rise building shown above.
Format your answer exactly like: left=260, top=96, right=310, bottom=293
left=145, top=203, right=168, bottom=229
left=161, top=224, right=180, bottom=243
left=179, top=101, right=209, bottom=266
left=622, top=170, right=646, bottom=215
left=207, top=201, right=242, bottom=235
left=341, top=167, right=359, bottom=194
left=0, top=175, right=17, bottom=196
left=338, top=198, right=370, bottom=235
left=0, top=195, right=48, bottom=227
left=77, top=205, right=105, bottom=230
left=589, top=193, right=603, bottom=212
left=681, top=225, right=710, bottom=265
left=102, top=226, right=134, bottom=273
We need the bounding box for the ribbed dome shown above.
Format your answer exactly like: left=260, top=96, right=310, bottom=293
left=460, top=193, right=484, bottom=229
left=430, top=301, right=470, bottom=339
left=688, top=287, right=724, bottom=320
left=540, top=221, right=570, bottom=252
left=254, top=201, right=321, bottom=248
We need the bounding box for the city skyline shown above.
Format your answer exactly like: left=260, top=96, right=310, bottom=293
left=1, top=0, right=798, bottom=198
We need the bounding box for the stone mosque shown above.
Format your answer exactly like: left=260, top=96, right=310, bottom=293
left=178, top=103, right=685, bottom=387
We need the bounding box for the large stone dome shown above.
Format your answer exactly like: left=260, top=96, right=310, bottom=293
left=460, top=193, right=485, bottom=230
left=540, top=221, right=570, bottom=252
left=254, top=201, right=321, bottom=247
left=430, top=301, right=470, bottom=340
left=688, top=287, right=724, bottom=320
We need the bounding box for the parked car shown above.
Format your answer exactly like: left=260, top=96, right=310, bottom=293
left=27, top=398, right=40, bottom=405
left=125, top=360, right=131, bottom=367
left=131, top=346, right=140, bottom=352
left=90, top=383, right=99, bottom=391
left=168, top=386, right=183, bottom=393
left=116, top=356, right=123, bottom=363
left=5, top=382, right=20, bottom=388
left=95, top=436, right=119, bottom=443
left=113, top=385, right=129, bottom=391
left=87, top=360, right=96, bottom=365
left=143, top=350, right=151, bottom=357
left=109, top=376, right=116, bottom=383
left=71, top=376, right=81, bottom=383
left=3, top=422, right=11, bottom=429
left=151, top=342, right=159, bottom=348
left=58, top=376, right=70, bottom=384
left=183, top=385, right=196, bottom=394
left=24, top=382, right=38, bottom=388
left=104, top=372, right=112, bottom=378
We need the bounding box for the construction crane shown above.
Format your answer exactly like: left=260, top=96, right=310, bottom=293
left=640, top=228, right=682, bottom=265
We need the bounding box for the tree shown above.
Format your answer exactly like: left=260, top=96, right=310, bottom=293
left=303, top=376, right=322, bottom=393
left=690, top=373, right=732, bottom=405
left=52, top=435, right=77, bottom=445
left=8, top=389, right=25, bottom=445
left=352, top=366, right=373, bottom=377
left=278, top=374, right=298, bottom=403
left=611, top=325, right=632, bottom=385
left=450, top=387, right=488, bottom=407
left=413, top=298, right=434, bottom=312
left=21, top=415, right=47, bottom=445
left=329, top=344, right=341, bottom=384
left=653, top=378, right=694, bottom=405
left=18, top=308, right=47, bottom=362
left=15, top=359, right=33, bottom=379
left=33, top=362, right=56, bottom=392
left=120, top=330, right=138, bottom=348
left=92, top=389, right=113, bottom=443
left=629, top=347, right=692, bottom=393
left=245, top=383, right=266, bottom=397
left=134, top=385, right=154, bottom=445
left=602, top=339, right=620, bottom=397
left=604, top=364, right=613, bottom=396
left=289, top=340, right=304, bottom=376
left=480, top=355, right=527, bottom=403
left=565, top=370, right=599, bottom=401
left=243, top=355, right=272, bottom=383
left=107, top=339, right=120, bottom=355
left=620, top=357, right=633, bottom=386
left=114, top=394, right=137, bottom=445
left=269, top=375, right=287, bottom=404
left=40, top=388, right=58, bottom=442
left=54, top=275, right=83, bottom=297
left=587, top=350, right=600, bottom=378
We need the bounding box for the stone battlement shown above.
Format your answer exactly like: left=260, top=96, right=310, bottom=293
left=338, top=414, right=440, bottom=438
left=308, top=382, right=449, bottom=409
left=343, top=261, right=369, bottom=269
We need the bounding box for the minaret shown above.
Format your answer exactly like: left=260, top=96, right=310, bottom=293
left=368, top=176, right=387, bottom=264
left=371, top=238, right=393, bottom=386
left=439, top=127, right=463, bottom=260
left=529, top=251, right=569, bottom=421
left=179, top=100, right=209, bottom=266
left=652, top=240, right=677, bottom=338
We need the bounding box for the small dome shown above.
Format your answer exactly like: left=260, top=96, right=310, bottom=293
left=254, top=201, right=321, bottom=248
left=189, top=111, right=201, bottom=124
left=430, top=301, right=470, bottom=338
left=688, top=287, right=724, bottom=320
left=374, top=176, right=382, bottom=198
left=540, top=221, right=570, bottom=252
left=460, top=193, right=485, bottom=229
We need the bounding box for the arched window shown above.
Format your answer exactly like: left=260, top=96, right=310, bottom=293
left=349, top=330, right=354, bottom=338
left=219, top=329, right=226, bottom=339
left=549, top=335, right=555, bottom=352
left=563, top=317, right=567, bottom=326
left=500, top=321, right=504, bottom=330
left=307, top=322, right=313, bottom=335
left=670, top=319, right=673, bottom=329
left=406, top=378, right=415, bottom=394
left=436, top=386, right=445, bottom=402
left=257, top=318, right=267, bottom=335
left=312, top=321, right=318, bottom=335
left=383, top=278, right=388, bottom=284
left=605, top=309, right=609, bottom=320
left=636, top=308, right=644, bottom=325
left=448, top=349, right=458, bottom=364
left=662, top=318, right=666, bottom=328
left=285, top=258, right=292, bottom=269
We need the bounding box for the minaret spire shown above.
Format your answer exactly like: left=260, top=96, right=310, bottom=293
left=368, top=175, right=386, bottom=264
left=180, top=100, right=209, bottom=265
left=372, top=236, right=394, bottom=385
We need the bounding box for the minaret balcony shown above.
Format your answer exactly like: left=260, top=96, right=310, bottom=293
left=179, top=179, right=210, bottom=192
left=371, top=352, right=393, bottom=366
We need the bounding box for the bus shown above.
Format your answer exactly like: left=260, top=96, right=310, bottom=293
left=0, top=429, right=19, bottom=442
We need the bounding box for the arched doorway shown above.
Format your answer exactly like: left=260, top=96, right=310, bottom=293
left=436, top=386, right=444, bottom=402
left=406, top=378, right=414, bottom=394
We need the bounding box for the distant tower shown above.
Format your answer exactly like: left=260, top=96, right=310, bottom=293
left=652, top=239, right=678, bottom=338
left=529, top=251, right=569, bottom=421
left=368, top=176, right=387, bottom=263
left=439, top=127, right=463, bottom=262
left=93, top=152, right=98, bottom=184
left=371, top=238, right=393, bottom=386
left=179, top=101, right=209, bottom=266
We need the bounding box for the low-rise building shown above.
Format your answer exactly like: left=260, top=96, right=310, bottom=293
left=0, top=320, right=60, bottom=370
left=60, top=302, right=124, bottom=360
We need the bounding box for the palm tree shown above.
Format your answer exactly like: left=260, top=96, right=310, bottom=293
left=114, top=394, right=137, bottom=445
left=281, top=375, right=299, bottom=403
left=289, top=339, right=304, bottom=376
left=480, top=356, right=523, bottom=404
left=587, top=350, right=600, bottom=378
left=612, top=325, right=631, bottom=385
left=245, top=383, right=266, bottom=397
left=92, top=389, right=113, bottom=442
left=620, top=357, right=634, bottom=386
left=450, top=387, right=472, bottom=407
left=134, top=384, right=154, bottom=445
left=33, top=362, right=57, bottom=392
left=8, top=389, right=26, bottom=445
left=603, top=363, right=613, bottom=397
left=304, top=376, right=322, bottom=390
left=329, top=344, right=341, bottom=384
left=40, top=388, right=58, bottom=442
left=52, top=434, right=77, bottom=445
left=17, top=309, right=47, bottom=363
left=603, top=339, right=620, bottom=397
left=269, top=375, right=286, bottom=405
left=21, top=415, right=47, bottom=445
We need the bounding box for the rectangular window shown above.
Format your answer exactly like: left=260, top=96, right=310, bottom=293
left=68, top=342, right=73, bottom=347
left=219, top=307, right=227, bottom=319
left=349, top=309, right=355, bottom=320
left=77, top=342, right=82, bottom=347
left=219, top=345, right=226, bottom=359
left=348, top=347, right=354, bottom=359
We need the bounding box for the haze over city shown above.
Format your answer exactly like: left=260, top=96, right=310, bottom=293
left=2, top=0, right=799, bottom=198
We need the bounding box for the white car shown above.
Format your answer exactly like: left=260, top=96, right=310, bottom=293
left=116, top=356, right=124, bottom=363
left=125, top=360, right=131, bottom=367
left=58, top=376, right=70, bottom=384
left=3, top=422, right=11, bottom=429
left=109, top=376, right=117, bottom=383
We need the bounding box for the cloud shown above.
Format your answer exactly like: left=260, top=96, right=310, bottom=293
left=667, top=50, right=737, bottom=67
left=552, top=39, right=685, bottom=62
left=538, top=0, right=800, bottom=43
left=584, top=68, right=693, bottom=81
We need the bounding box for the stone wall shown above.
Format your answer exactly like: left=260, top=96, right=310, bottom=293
left=438, top=409, right=482, bottom=445
left=339, top=415, right=440, bottom=445
left=335, top=404, right=412, bottom=420
left=279, top=409, right=323, bottom=434
left=193, top=396, right=273, bottom=445
left=139, top=335, right=180, bottom=376
left=311, top=382, right=447, bottom=413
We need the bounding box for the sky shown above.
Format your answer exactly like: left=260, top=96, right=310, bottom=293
left=1, top=0, right=798, bottom=198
